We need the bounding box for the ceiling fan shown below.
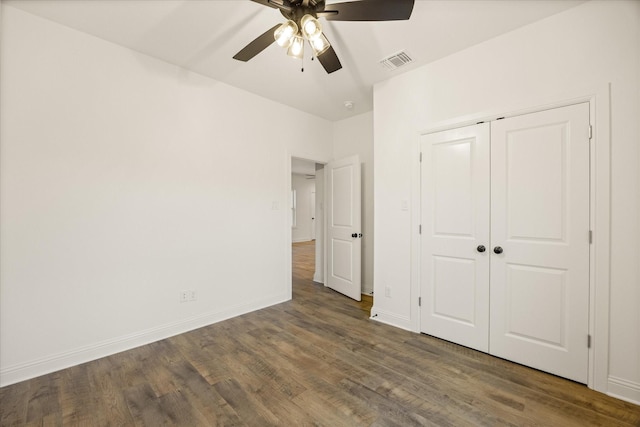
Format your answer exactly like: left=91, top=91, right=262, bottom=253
left=233, top=0, right=415, bottom=74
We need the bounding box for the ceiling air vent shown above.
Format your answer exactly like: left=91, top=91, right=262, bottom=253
left=380, top=51, right=413, bottom=71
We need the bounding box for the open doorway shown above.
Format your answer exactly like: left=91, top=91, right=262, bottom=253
left=291, top=157, right=325, bottom=297
left=289, top=156, right=372, bottom=311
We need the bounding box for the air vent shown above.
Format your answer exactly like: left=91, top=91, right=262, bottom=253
left=380, top=51, right=413, bottom=71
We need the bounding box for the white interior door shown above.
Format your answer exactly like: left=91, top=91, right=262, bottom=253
left=420, top=123, right=491, bottom=352
left=489, top=103, right=590, bottom=383
left=419, top=103, right=590, bottom=383
left=326, top=155, right=361, bottom=301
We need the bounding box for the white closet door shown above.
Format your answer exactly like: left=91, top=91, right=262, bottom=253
left=420, top=123, right=490, bottom=352
left=489, top=103, right=590, bottom=383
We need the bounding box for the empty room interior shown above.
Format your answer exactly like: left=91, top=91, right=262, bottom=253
left=1, top=0, right=639, bottom=425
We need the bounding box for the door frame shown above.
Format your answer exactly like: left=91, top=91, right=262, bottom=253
left=311, top=191, right=316, bottom=241
left=411, top=85, right=611, bottom=394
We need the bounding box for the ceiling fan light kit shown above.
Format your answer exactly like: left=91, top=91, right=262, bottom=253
left=274, top=20, right=298, bottom=47
left=234, top=0, right=415, bottom=74
left=280, top=14, right=324, bottom=59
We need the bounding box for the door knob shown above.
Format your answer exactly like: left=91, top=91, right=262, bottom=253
left=493, top=246, right=503, bottom=254
left=351, top=233, right=357, bottom=238
left=477, top=245, right=486, bottom=253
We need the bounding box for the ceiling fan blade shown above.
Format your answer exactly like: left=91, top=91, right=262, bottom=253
left=322, top=0, right=415, bottom=21
left=233, top=24, right=280, bottom=62
left=250, top=0, right=278, bottom=9
left=251, top=0, right=293, bottom=12
left=317, top=45, right=342, bottom=74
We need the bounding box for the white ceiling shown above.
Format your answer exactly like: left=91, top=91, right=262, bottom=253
left=5, top=0, right=585, bottom=121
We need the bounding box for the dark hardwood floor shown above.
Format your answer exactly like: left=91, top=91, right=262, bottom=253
left=1, top=240, right=638, bottom=426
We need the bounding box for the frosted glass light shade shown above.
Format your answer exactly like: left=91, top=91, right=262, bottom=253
left=274, top=20, right=298, bottom=48
left=301, top=14, right=322, bottom=40
left=309, top=33, right=330, bottom=56
left=287, top=34, right=304, bottom=59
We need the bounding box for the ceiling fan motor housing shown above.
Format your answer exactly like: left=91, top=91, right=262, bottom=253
left=280, top=0, right=325, bottom=25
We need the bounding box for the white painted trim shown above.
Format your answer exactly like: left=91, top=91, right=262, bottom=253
left=410, top=132, right=422, bottom=333
left=607, top=377, right=640, bottom=406
left=415, top=85, right=608, bottom=137
left=361, top=283, right=373, bottom=297
left=324, top=164, right=328, bottom=287
left=590, top=84, right=612, bottom=395
left=412, top=84, right=612, bottom=397
left=370, top=309, right=412, bottom=331
left=0, top=293, right=289, bottom=387
left=285, top=152, right=294, bottom=301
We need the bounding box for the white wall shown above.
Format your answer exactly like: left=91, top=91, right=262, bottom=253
left=0, top=6, right=332, bottom=386
left=372, top=0, right=640, bottom=404
left=291, top=174, right=316, bottom=242
left=333, top=112, right=374, bottom=295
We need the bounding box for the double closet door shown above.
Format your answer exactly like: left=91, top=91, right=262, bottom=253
left=419, top=103, right=590, bottom=383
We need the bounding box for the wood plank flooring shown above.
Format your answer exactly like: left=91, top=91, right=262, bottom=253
left=1, top=240, right=638, bottom=426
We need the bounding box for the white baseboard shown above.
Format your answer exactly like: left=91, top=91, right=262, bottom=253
left=0, top=294, right=289, bottom=387
left=312, top=272, right=324, bottom=284
left=369, top=307, right=412, bottom=331
left=362, top=283, right=373, bottom=296
left=608, top=376, right=640, bottom=406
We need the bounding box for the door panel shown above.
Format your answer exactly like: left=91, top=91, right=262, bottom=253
left=432, top=256, right=477, bottom=325
left=331, top=239, right=353, bottom=281
left=326, top=155, right=361, bottom=301
left=505, top=264, right=568, bottom=348
left=506, top=125, right=566, bottom=240
left=490, top=103, right=590, bottom=383
left=433, top=139, right=474, bottom=236
left=420, top=123, right=490, bottom=352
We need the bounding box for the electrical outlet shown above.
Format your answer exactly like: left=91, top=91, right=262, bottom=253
left=189, top=290, right=197, bottom=301
left=385, top=286, right=391, bottom=298
left=180, top=291, right=188, bottom=303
